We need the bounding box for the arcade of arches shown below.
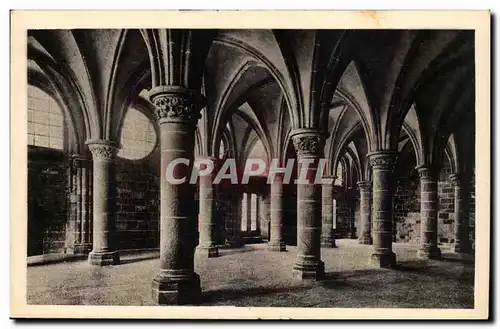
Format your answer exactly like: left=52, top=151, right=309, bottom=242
left=27, top=29, right=475, bottom=306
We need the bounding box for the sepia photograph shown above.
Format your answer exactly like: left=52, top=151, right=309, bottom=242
left=9, top=10, right=490, bottom=319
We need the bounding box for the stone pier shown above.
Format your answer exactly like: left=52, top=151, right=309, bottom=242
left=86, top=140, right=120, bottom=266
left=291, top=129, right=324, bottom=280
left=367, top=151, right=398, bottom=268
left=149, top=86, right=203, bottom=305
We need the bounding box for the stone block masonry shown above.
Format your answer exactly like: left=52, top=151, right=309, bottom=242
left=393, top=161, right=475, bottom=250
left=115, top=152, right=160, bottom=251
left=437, top=166, right=456, bottom=245
left=28, top=146, right=69, bottom=256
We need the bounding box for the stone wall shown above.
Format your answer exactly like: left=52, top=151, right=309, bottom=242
left=28, top=146, right=68, bottom=255
left=114, top=150, right=160, bottom=250
left=393, top=170, right=421, bottom=244
left=437, top=165, right=455, bottom=246
left=392, top=158, right=475, bottom=251
left=469, top=173, right=476, bottom=249
left=354, top=204, right=361, bottom=238
left=283, top=183, right=297, bottom=245
left=258, top=194, right=270, bottom=241
left=335, top=187, right=355, bottom=238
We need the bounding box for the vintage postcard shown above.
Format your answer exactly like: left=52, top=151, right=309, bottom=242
left=10, top=10, right=490, bottom=319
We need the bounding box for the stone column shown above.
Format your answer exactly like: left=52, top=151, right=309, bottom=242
left=67, top=155, right=92, bottom=254
left=196, top=156, right=219, bottom=258
left=367, top=151, right=398, bottom=268
left=214, top=191, right=226, bottom=246
left=66, top=155, right=80, bottom=253
left=245, top=193, right=252, bottom=234
left=86, top=140, right=120, bottom=266
left=149, top=86, right=203, bottom=305
left=332, top=191, right=338, bottom=232
left=254, top=194, right=260, bottom=235
left=357, top=180, right=373, bottom=245
left=321, top=178, right=336, bottom=248
left=291, top=129, right=324, bottom=280
left=416, top=165, right=441, bottom=260
left=80, top=156, right=92, bottom=251
left=259, top=194, right=270, bottom=240
left=268, top=173, right=286, bottom=251
left=449, top=173, right=473, bottom=254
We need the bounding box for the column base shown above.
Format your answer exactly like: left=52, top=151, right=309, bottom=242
left=369, top=252, right=396, bottom=268
left=358, top=235, right=373, bottom=245
left=292, top=259, right=325, bottom=281
left=417, top=246, right=442, bottom=260
left=320, top=236, right=337, bottom=248
left=196, top=245, right=219, bottom=258
left=451, top=243, right=473, bottom=255
left=268, top=241, right=286, bottom=252
left=69, top=243, right=92, bottom=255
left=152, top=271, right=201, bottom=305
left=88, top=250, right=120, bottom=266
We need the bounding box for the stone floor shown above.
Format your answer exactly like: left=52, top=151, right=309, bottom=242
left=27, top=239, right=474, bottom=308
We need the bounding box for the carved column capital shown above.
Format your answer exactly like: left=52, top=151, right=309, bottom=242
left=357, top=180, right=371, bottom=191
left=321, top=175, right=336, bottom=187
left=86, top=140, right=119, bottom=161
left=449, top=173, right=462, bottom=186
left=416, top=164, right=439, bottom=181
left=291, top=128, right=323, bottom=157
left=70, top=153, right=91, bottom=164
left=149, top=85, right=204, bottom=126
left=367, top=151, right=398, bottom=171
left=70, top=154, right=91, bottom=173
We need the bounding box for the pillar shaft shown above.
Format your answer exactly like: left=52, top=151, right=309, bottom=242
left=81, top=159, right=92, bottom=247
left=67, top=156, right=81, bottom=251
left=254, top=195, right=260, bottom=235
left=450, top=173, right=473, bottom=254
left=149, top=86, right=203, bottom=305
left=67, top=155, right=92, bottom=254
left=416, top=165, right=441, bottom=260
left=291, top=129, right=324, bottom=280
left=357, top=180, right=373, bottom=245
left=245, top=193, right=252, bottom=233
left=367, top=151, right=398, bottom=268
left=214, top=188, right=226, bottom=246
left=86, top=140, right=120, bottom=266
left=321, top=179, right=336, bottom=248
left=268, top=174, right=286, bottom=251
left=196, top=156, right=219, bottom=258
left=259, top=194, right=270, bottom=240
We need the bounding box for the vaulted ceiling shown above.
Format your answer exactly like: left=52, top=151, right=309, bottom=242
left=27, top=28, right=475, bottom=176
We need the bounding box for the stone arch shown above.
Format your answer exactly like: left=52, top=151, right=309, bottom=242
left=330, top=121, right=363, bottom=179
left=384, top=31, right=474, bottom=151
left=28, top=68, right=77, bottom=153
left=221, top=125, right=237, bottom=159
left=210, top=61, right=277, bottom=158
left=214, top=32, right=300, bottom=130
left=235, top=107, right=272, bottom=164
left=325, top=61, right=376, bottom=151
left=346, top=141, right=363, bottom=183
left=27, top=53, right=91, bottom=154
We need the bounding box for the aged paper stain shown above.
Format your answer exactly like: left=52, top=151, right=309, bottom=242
left=359, top=11, right=382, bottom=26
